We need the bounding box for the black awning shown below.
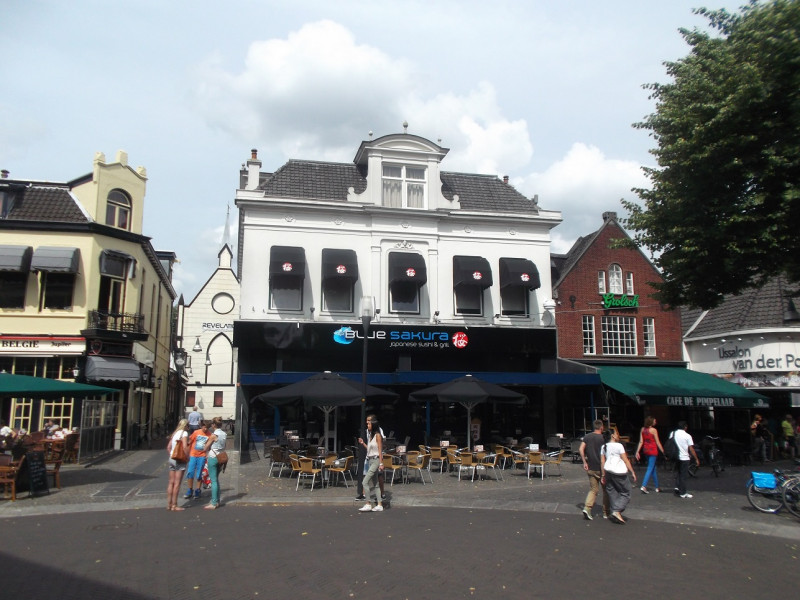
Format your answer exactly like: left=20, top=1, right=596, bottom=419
left=321, top=248, right=359, bottom=282
left=453, top=255, right=493, bottom=288
left=31, top=246, right=81, bottom=273
left=269, top=246, right=306, bottom=279
left=0, top=245, right=32, bottom=272
left=499, top=257, right=540, bottom=290
left=389, top=252, right=427, bottom=286
left=85, top=356, right=142, bottom=382
left=99, top=249, right=135, bottom=277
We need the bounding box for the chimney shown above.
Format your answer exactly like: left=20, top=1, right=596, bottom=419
left=246, top=148, right=262, bottom=190
left=503, top=175, right=509, bottom=184
left=1, top=169, right=8, bottom=179
left=602, top=211, right=618, bottom=222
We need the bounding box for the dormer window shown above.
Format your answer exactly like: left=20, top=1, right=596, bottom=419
left=382, top=164, right=426, bottom=208
left=106, top=189, right=131, bottom=230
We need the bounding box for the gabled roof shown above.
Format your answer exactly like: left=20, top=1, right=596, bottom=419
left=255, top=159, right=539, bottom=214
left=682, top=275, right=800, bottom=338
left=551, top=213, right=661, bottom=289
left=0, top=181, right=87, bottom=223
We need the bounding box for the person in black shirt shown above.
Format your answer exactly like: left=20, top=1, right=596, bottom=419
left=579, top=419, right=610, bottom=520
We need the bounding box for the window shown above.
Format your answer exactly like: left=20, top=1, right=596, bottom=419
left=382, top=164, right=426, bottom=208
left=269, top=246, right=305, bottom=311
left=106, top=189, right=131, bottom=230
left=597, top=271, right=606, bottom=294
left=185, top=391, right=196, bottom=407
left=321, top=249, right=357, bottom=312
left=40, top=272, right=75, bottom=309
left=643, top=317, right=656, bottom=356
left=582, top=315, right=596, bottom=355
left=214, top=391, right=223, bottom=408
left=388, top=252, right=426, bottom=314
left=500, top=287, right=528, bottom=316
left=453, top=256, right=492, bottom=316
left=608, top=264, right=623, bottom=294
left=601, top=316, right=637, bottom=355
left=0, top=272, right=27, bottom=308
left=625, top=272, right=635, bottom=295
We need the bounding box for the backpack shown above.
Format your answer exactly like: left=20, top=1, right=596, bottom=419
left=664, top=431, right=679, bottom=461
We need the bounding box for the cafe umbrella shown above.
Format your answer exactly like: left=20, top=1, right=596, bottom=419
left=251, top=371, right=397, bottom=450
left=409, top=374, right=526, bottom=451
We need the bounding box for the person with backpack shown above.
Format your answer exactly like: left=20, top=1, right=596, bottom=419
left=670, top=421, right=700, bottom=499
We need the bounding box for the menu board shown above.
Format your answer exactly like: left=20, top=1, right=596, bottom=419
left=20, top=451, right=50, bottom=496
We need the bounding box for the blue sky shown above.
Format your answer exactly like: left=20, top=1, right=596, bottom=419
left=1, top=0, right=744, bottom=300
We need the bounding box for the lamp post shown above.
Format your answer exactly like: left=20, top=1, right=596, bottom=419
left=357, top=296, right=375, bottom=498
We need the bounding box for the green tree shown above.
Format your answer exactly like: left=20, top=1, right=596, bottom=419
left=624, top=0, right=800, bottom=309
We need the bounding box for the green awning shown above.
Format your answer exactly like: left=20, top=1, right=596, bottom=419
left=0, top=373, right=117, bottom=397
left=598, top=366, right=769, bottom=409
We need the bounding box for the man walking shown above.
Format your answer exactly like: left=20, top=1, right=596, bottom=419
left=579, top=419, right=610, bottom=520
left=672, top=421, right=700, bottom=499
left=187, top=407, right=203, bottom=434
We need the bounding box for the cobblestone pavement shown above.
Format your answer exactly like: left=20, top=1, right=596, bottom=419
left=1, top=446, right=798, bottom=541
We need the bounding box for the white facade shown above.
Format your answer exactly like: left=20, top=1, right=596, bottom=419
left=176, top=245, right=240, bottom=421
left=236, top=133, right=561, bottom=329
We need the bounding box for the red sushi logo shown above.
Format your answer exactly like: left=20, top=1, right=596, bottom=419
left=452, top=331, right=469, bottom=349
left=282, top=262, right=293, bottom=272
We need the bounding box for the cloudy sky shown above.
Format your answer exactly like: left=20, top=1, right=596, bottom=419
left=1, top=0, right=744, bottom=300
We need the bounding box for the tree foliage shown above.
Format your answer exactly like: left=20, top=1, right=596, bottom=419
left=624, top=0, right=800, bottom=309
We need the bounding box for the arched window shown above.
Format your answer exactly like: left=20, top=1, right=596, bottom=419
left=608, top=264, right=623, bottom=294
left=106, top=189, right=131, bottom=230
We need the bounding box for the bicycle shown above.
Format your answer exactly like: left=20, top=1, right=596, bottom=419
left=746, top=468, right=800, bottom=513
left=688, top=435, right=724, bottom=477
left=781, top=475, right=800, bottom=519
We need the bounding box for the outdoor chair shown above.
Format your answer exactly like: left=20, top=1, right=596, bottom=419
left=0, top=454, right=24, bottom=501
left=288, top=454, right=302, bottom=480
left=446, top=448, right=461, bottom=474
left=527, top=452, right=544, bottom=480
left=458, top=452, right=477, bottom=482
left=428, top=447, right=446, bottom=473
left=328, top=455, right=354, bottom=488
left=511, top=450, right=530, bottom=474
left=269, top=446, right=289, bottom=478
left=296, top=457, right=323, bottom=491
left=493, top=445, right=513, bottom=469
left=543, top=450, right=564, bottom=477
left=383, top=455, right=405, bottom=486
left=479, top=452, right=503, bottom=481
left=546, top=436, right=562, bottom=453
left=43, top=440, right=66, bottom=489
left=406, top=454, right=432, bottom=484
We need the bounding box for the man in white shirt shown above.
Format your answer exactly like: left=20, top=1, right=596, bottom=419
left=672, top=421, right=700, bottom=499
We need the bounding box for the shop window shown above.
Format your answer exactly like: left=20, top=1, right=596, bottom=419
left=106, top=189, right=131, bottom=230
left=186, top=391, right=196, bottom=407
left=643, top=317, right=656, bottom=356
left=582, top=315, right=596, bottom=355
left=214, top=391, right=223, bottom=408
left=0, top=272, right=27, bottom=308
left=382, top=164, right=426, bottom=208
left=601, top=316, right=637, bottom=355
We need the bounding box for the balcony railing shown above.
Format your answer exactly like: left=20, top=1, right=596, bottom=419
left=87, top=310, right=146, bottom=335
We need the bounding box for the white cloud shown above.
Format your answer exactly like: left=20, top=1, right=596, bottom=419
left=517, top=142, right=650, bottom=253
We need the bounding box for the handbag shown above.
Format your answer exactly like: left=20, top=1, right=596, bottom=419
left=215, top=450, right=229, bottom=473
left=170, top=435, right=187, bottom=462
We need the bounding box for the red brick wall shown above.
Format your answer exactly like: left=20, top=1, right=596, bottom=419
left=554, top=222, right=683, bottom=361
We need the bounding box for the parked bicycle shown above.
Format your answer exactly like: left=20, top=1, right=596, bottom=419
left=688, top=435, right=724, bottom=477
left=746, top=468, right=800, bottom=514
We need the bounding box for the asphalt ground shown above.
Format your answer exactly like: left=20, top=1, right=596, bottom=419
left=1, top=448, right=798, bottom=599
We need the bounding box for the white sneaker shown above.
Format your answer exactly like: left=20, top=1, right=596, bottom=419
left=359, top=503, right=373, bottom=512
left=679, top=493, right=694, bottom=499
left=372, top=504, right=384, bottom=512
